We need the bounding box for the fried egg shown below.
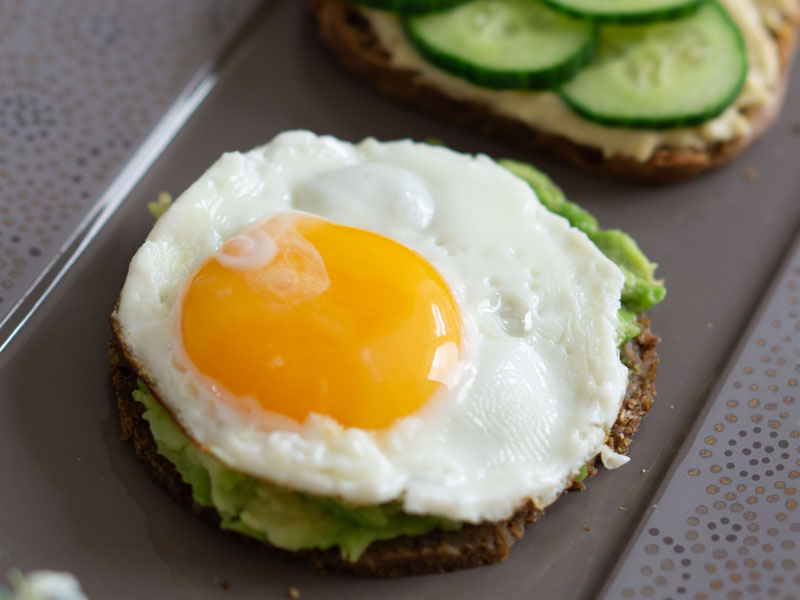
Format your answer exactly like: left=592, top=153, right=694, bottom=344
left=113, top=131, right=628, bottom=523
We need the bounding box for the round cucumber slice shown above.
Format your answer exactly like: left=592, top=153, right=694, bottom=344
left=559, top=1, right=747, bottom=129
left=405, top=0, right=596, bottom=90
left=352, top=0, right=470, bottom=13
left=540, top=0, right=707, bottom=24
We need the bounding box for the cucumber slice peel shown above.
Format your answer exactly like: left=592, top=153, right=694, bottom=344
left=351, top=0, right=471, bottom=13
left=405, top=0, right=596, bottom=90
left=559, top=1, right=747, bottom=130
left=540, top=0, right=707, bottom=24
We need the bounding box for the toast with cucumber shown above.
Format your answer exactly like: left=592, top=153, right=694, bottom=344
left=309, top=0, right=799, bottom=183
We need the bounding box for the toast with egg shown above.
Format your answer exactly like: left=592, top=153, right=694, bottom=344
left=308, top=0, right=799, bottom=183
left=109, top=319, right=657, bottom=575
left=109, top=132, right=664, bottom=575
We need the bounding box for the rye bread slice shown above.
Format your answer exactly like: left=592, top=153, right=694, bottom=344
left=108, top=316, right=659, bottom=576
left=307, top=0, right=798, bottom=184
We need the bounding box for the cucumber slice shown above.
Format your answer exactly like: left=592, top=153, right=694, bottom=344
left=559, top=1, right=747, bottom=129
left=540, top=0, right=706, bottom=24
left=351, top=0, right=470, bottom=13
left=405, top=0, right=596, bottom=90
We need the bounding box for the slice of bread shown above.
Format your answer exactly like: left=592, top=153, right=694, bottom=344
left=308, top=0, right=799, bottom=183
left=108, top=317, right=659, bottom=576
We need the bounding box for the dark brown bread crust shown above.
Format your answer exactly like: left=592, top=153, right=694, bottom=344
left=108, top=317, right=658, bottom=576
left=307, top=0, right=798, bottom=184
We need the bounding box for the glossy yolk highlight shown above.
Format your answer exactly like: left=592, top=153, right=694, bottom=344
left=180, top=214, right=462, bottom=430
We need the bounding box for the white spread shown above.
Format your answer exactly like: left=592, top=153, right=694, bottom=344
left=754, top=0, right=800, bottom=28
left=364, top=0, right=797, bottom=162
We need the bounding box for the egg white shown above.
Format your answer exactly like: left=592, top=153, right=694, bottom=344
left=113, top=131, right=628, bottom=523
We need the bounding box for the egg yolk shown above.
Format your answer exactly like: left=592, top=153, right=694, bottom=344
left=179, top=214, right=462, bottom=430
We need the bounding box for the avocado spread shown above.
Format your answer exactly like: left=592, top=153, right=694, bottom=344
left=136, top=382, right=460, bottom=561
left=135, top=159, right=664, bottom=560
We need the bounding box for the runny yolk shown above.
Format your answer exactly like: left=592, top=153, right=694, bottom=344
left=180, top=213, right=463, bottom=430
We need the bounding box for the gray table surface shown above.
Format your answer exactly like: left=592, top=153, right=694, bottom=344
left=2, top=1, right=800, bottom=598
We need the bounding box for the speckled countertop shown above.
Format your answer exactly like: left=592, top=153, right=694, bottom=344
left=0, top=0, right=260, bottom=347
left=0, top=1, right=799, bottom=599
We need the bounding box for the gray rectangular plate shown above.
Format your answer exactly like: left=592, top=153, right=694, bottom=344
left=1, top=1, right=800, bottom=598
left=602, top=214, right=800, bottom=600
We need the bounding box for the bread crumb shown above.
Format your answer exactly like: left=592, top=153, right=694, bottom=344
left=619, top=506, right=628, bottom=511
left=744, top=168, right=758, bottom=181
left=707, top=322, right=713, bottom=329
left=288, top=587, right=301, bottom=599
left=583, top=524, right=591, bottom=532
left=642, top=468, right=647, bottom=473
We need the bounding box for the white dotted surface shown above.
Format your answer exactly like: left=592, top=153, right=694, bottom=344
left=0, top=0, right=260, bottom=339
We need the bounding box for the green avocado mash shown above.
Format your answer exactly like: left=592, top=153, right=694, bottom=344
left=135, top=382, right=460, bottom=561
left=572, top=464, right=589, bottom=483
left=136, top=157, right=665, bottom=561
left=147, top=192, right=172, bottom=220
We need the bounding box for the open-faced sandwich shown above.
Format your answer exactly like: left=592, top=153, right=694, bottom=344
left=309, top=0, right=800, bottom=183
left=108, top=131, right=664, bottom=575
